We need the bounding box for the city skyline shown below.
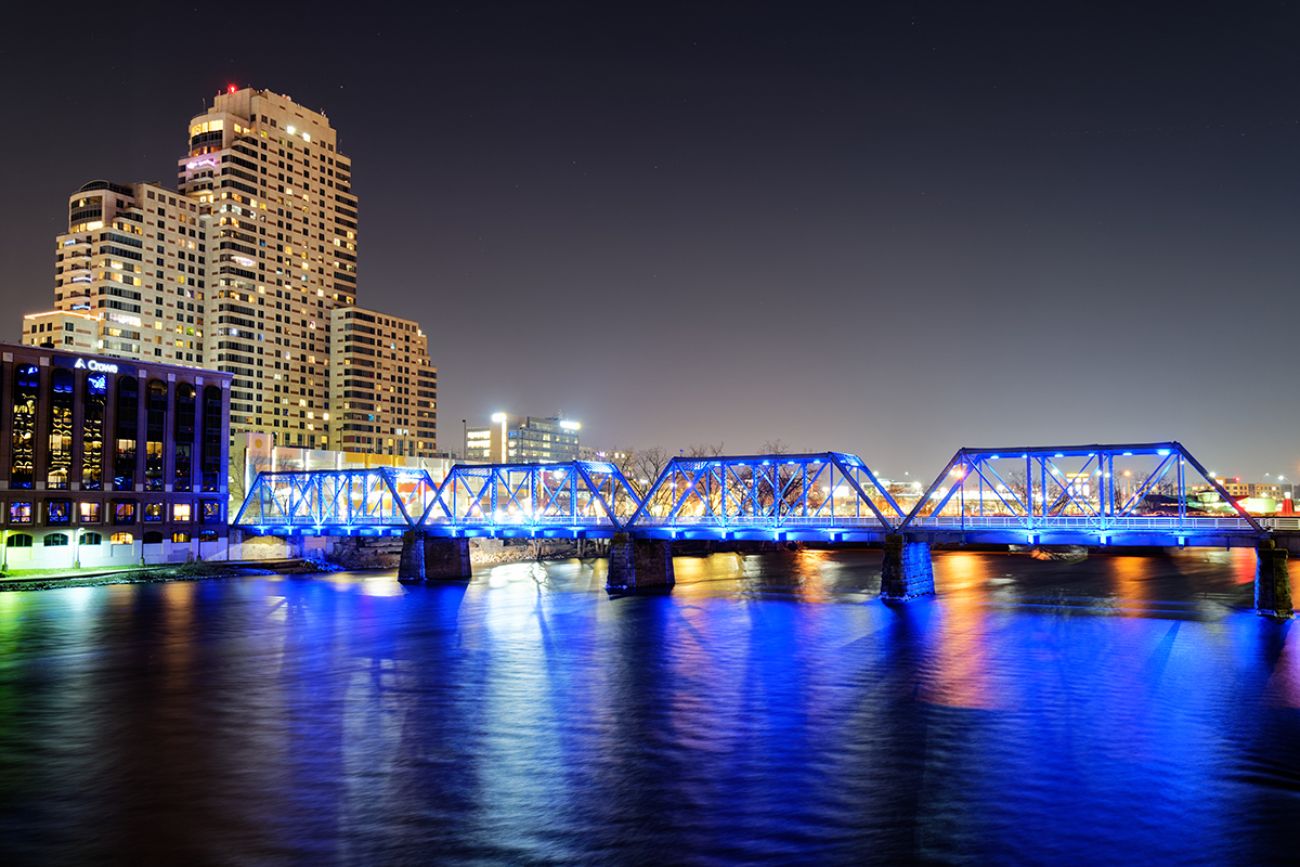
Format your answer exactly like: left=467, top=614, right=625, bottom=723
left=4, top=3, right=1299, bottom=477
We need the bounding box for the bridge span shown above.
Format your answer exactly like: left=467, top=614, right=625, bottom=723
left=231, top=442, right=1292, bottom=617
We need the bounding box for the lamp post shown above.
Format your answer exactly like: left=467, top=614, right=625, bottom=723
left=491, top=412, right=508, bottom=463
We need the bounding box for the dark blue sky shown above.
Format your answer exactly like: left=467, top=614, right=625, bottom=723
left=4, top=2, right=1298, bottom=478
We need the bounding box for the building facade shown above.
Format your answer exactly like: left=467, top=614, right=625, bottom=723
left=43, top=180, right=207, bottom=365
left=466, top=414, right=581, bottom=464
left=329, top=306, right=438, bottom=457
left=22, top=310, right=98, bottom=352
left=0, top=343, right=232, bottom=569
left=179, top=87, right=357, bottom=447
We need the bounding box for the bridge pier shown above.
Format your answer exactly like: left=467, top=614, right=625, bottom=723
left=398, top=531, right=472, bottom=583
left=881, top=534, right=935, bottom=600
left=1255, top=539, right=1293, bottom=619
left=398, top=530, right=427, bottom=583
left=606, top=533, right=675, bottom=593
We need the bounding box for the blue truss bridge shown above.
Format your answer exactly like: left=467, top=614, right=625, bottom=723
left=231, top=442, right=1294, bottom=614
left=234, top=442, right=1268, bottom=544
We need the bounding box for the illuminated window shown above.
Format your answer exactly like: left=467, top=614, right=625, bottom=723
left=172, top=503, right=192, bottom=522
left=45, top=500, right=71, bottom=525
left=9, top=502, right=32, bottom=525
left=109, top=532, right=133, bottom=545
left=82, top=372, right=107, bottom=490
left=112, top=501, right=136, bottom=525
left=201, top=501, right=223, bottom=524
left=171, top=532, right=191, bottom=544
left=114, top=376, right=139, bottom=490
left=144, top=380, right=167, bottom=492
left=10, top=365, right=39, bottom=489
left=47, top=369, right=74, bottom=489
left=79, top=502, right=102, bottom=524
left=143, top=502, right=163, bottom=523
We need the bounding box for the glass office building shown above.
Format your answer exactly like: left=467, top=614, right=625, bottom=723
left=0, top=343, right=231, bottom=568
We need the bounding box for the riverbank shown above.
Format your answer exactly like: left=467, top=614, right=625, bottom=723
left=0, top=558, right=325, bottom=592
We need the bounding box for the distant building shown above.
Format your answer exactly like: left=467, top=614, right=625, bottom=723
left=0, top=342, right=232, bottom=569
left=466, top=414, right=581, bottom=464
left=329, top=306, right=438, bottom=458
left=231, top=432, right=453, bottom=505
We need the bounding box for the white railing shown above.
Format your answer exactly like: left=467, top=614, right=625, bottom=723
left=630, top=515, right=889, bottom=528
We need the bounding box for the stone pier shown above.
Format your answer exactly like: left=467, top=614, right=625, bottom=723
left=398, top=531, right=472, bottom=583
left=606, top=533, right=675, bottom=593
left=397, top=530, right=426, bottom=584
left=1255, top=539, right=1293, bottom=619
left=880, top=534, right=935, bottom=600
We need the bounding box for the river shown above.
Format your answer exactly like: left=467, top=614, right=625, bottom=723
left=1, top=549, right=1297, bottom=863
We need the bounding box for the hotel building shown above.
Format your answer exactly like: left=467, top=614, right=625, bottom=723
left=0, top=343, right=232, bottom=569
left=329, top=306, right=438, bottom=457
left=179, top=87, right=356, bottom=446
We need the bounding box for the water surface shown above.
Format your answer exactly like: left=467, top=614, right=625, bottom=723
left=1, top=549, right=1297, bottom=863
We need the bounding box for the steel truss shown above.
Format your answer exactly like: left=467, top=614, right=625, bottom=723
left=626, top=452, right=904, bottom=539
left=899, top=442, right=1264, bottom=541
left=423, top=461, right=643, bottom=536
left=232, top=467, right=439, bottom=534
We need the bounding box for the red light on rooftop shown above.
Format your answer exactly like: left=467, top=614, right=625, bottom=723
left=227, top=83, right=238, bottom=94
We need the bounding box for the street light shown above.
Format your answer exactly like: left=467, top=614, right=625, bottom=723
left=490, top=412, right=508, bottom=463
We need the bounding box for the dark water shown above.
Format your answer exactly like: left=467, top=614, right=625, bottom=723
left=1, top=549, right=1298, bottom=864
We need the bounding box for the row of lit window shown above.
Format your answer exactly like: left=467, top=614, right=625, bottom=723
left=6, top=500, right=222, bottom=526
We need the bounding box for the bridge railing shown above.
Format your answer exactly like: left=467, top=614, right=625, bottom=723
left=909, top=515, right=1259, bottom=531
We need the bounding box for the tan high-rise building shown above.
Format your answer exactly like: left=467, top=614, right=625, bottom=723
left=21, top=86, right=439, bottom=464
left=178, top=87, right=358, bottom=447
left=329, top=307, right=438, bottom=457
left=42, top=180, right=207, bottom=365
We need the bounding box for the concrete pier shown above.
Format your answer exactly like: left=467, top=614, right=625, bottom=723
left=398, top=530, right=427, bottom=583
left=398, top=531, right=472, bottom=583
left=425, top=536, right=473, bottom=582
left=606, top=533, right=675, bottom=593
left=1255, top=539, right=1293, bottom=619
left=880, top=534, right=935, bottom=600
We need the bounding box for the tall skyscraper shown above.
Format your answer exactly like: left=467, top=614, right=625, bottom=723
left=21, top=86, right=439, bottom=460
left=178, top=87, right=358, bottom=447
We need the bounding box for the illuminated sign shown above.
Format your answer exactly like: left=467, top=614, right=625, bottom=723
left=72, top=358, right=119, bottom=374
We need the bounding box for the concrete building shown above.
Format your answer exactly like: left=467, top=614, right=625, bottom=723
left=34, top=180, right=207, bottom=365
left=179, top=86, right=357, bottom=446
left=329, top=306, right=438, bottom=458
left=0, top=342, right=232, bottom=569
left=466, top=414, right=581, bottom=464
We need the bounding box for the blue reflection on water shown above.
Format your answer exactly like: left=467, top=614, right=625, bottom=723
left=0, top=550, right=1297, bottom=863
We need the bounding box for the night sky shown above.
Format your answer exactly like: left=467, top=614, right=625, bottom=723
left=4, top=2, right=1299, bottom=479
